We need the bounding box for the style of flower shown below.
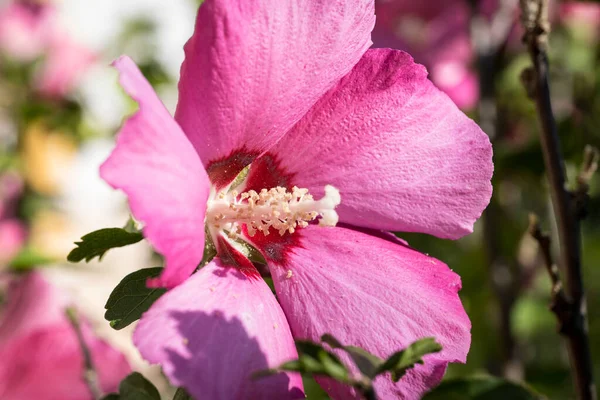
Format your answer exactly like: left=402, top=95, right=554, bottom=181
left=100, top=1, right=493, bottom=399
left=0, top=272, right=131, bottom=399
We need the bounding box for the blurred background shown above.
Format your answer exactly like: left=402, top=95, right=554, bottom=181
left=0, top=0, right=599, bottom=398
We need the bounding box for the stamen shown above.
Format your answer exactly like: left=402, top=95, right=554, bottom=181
left=206, top=185, right=341, bottom=238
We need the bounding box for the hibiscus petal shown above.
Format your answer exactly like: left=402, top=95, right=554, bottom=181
left=100, top=56, right=210, bottom=288
left=0, top=272, right=67, bottom=343
left=133, top=258, right=304, bottom=400
left=247, top=49, right=492, bottom=239
left=175, top=0, right=375, bottom=185
left=247, top=226, right=470, bottom=400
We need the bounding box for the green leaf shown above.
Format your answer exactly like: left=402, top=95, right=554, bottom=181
left=376, top=337, right=442, bottom=382
left=172, top=388, right=193, bottom=400
left=254, top=340, right=350, bottom=384
left=9, top=247, right=55, bottom=270
left=423, top=376, right=546, bottom=400
left=104, top=267, right=166, bottom=330
left=321, top=334, right=383, bottom=379
left=104, top=372, right=161, bottom=400
left=67, top=228, right=144, bottom=263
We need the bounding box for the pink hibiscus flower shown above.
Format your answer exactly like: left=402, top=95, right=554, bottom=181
left=101, top=1, right=493, bottom=399
left=0, top=271, right=131, bottom=399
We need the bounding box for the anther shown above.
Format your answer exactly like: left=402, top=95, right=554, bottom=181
left=206, top=185, right=341, bottom=238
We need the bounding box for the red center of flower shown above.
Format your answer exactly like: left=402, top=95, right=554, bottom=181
left=205, top=148, right=260, bottom=190
left=204, top=149, right=341, bottom=272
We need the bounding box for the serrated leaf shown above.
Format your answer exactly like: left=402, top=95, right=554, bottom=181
left=67, top=228, right=144, bottom=262
left=254, top=340, right=350, bottom=384
left=377, top=337, right=442, bottom=382
left=104, top=268, right=166, bottom=330
left=108, top=372, right=160, bottom=400
left=422, top=376, right=546, bottom=400
left=321, top=334, right=383, bottom=379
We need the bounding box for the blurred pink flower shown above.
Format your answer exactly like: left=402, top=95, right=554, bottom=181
left=560, top=1, right=600, bottom=35
left=372, top=0, right=479, bottom=109
left=0, top=271, right=131, bottom=400
left=0, top=0, right=95, bottom=98
left=35, top=31, right=96, bottom=98
left=101, top=1, right=492, bottom=398
left=0, top=173, right=26, bottom=266
left=0, top=220, right=26, bottom=266
left=0, top=1, right=54, bottom=62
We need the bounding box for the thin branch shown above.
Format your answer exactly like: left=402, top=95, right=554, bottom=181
left=65, top=307, right=103, bottom=400
left=519, top=1, right=597, bottom=399
left=528, top=215, right=572, bottom=329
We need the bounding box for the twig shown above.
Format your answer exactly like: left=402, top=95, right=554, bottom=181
left=528, top=215, right=573, bottom=329
left=65, top=307, right=103, bottom=400
left=519, top=1, right=597, bottom=399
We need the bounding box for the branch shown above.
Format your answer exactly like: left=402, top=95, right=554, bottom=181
left=528, top=215, right=572, bottom=331
left=65, top=307, right=103, bottom=400
left=519, top=1, right=596, bottom=399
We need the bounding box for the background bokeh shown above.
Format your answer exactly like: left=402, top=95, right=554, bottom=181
left=0, top=0, right=599, bottom=398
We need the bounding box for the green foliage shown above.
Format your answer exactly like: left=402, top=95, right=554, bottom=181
left=104, top=267, right=166, bottom=330
left=101, top=372, right=160, bottom=400
left=67, top=228, right=144, bottom=262
left=423, top=376, right=545, bottom=400
left=9, top=247, right=55, bottom=270
left=255, top=339, right=350, bottom=384
left=256, top=335, right=442, bottom=399
left=376, top=338, right=443, bottom=382
left=321, top=334, right=383, bottom=379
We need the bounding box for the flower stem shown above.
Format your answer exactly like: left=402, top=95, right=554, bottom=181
left=65, top=307, right=103, bottom=400
left=519, top=1, right=596, bottom=398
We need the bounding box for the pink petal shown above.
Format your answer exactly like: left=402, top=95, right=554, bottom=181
left=175, top=0, right=375, bottom=185
left=134, top=258, right=304, bottom=399
left=247, top=226, right=470, bottom=399
left=0, top=272, right=66, bottom=344
left=100, top=56, right=210, bottom=288
left=247, top=49, right=492, bottom=239
left=0, top=272, right=131, bottom=399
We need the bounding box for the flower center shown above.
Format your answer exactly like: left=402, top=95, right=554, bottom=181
left=206, top=185, right=341, bottom=238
